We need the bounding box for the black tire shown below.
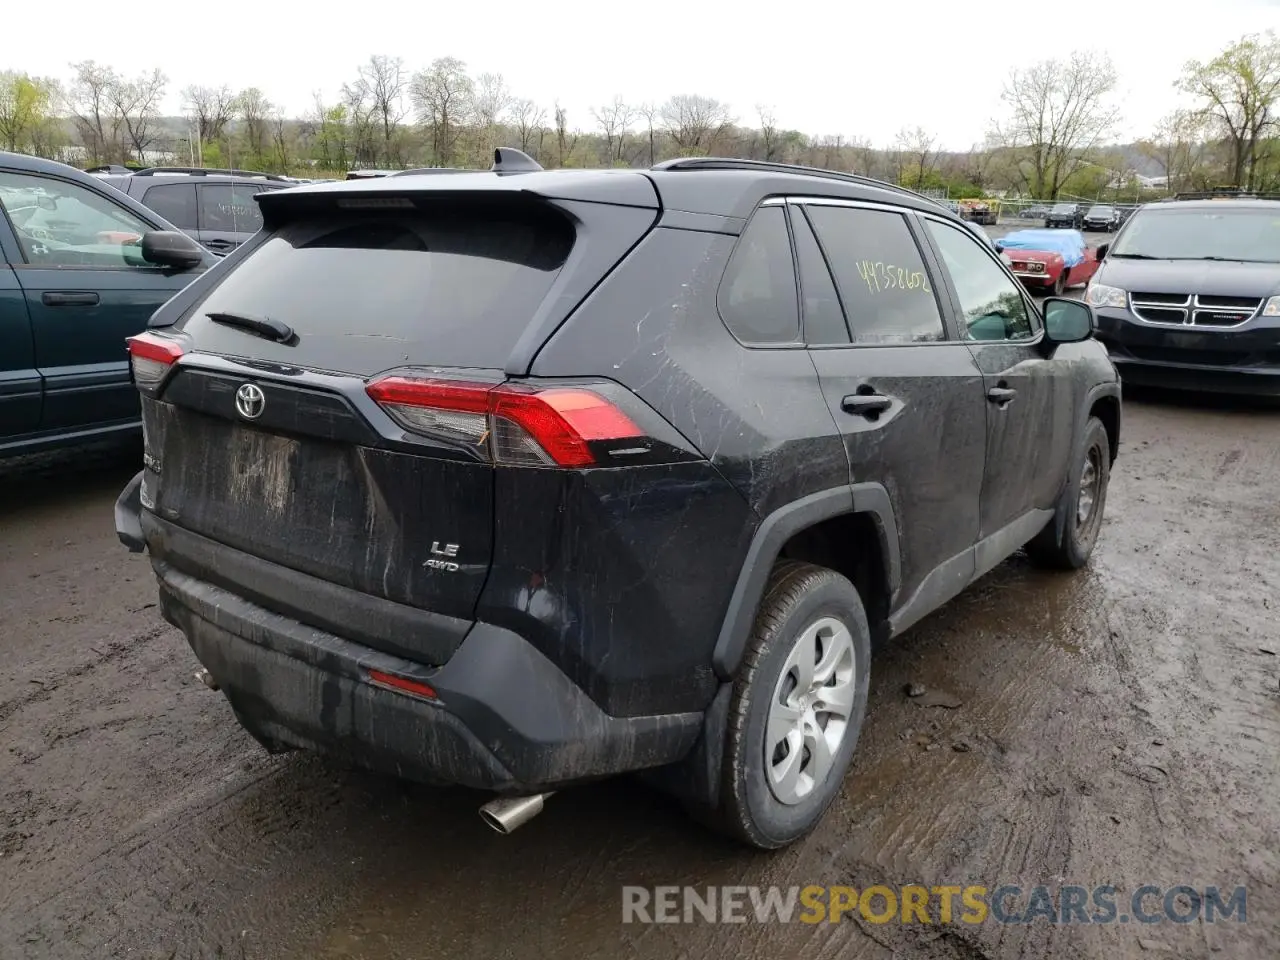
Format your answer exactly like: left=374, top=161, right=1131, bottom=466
left=1026, top=416, right=1111, bottom=570
left=708, top=561, right=871, bottom=849
left=1052, top=271, right=1067, bottom=297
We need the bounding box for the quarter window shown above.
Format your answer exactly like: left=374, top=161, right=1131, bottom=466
left=804, top=205, right=945, bottom=344
left=718, top=206, right=800, bottom=344
left=925, top=219, right=1034, bottom=342
left=0, top=171, right=154, bottom=268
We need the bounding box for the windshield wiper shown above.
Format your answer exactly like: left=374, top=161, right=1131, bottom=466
left=1109, top=253, right=1160, bottom=259
left=206, top=311, right=296, bottom=345
left=1193, top=256, right=1270, bottom=263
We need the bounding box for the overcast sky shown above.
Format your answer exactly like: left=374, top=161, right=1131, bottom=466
left=10, top=0, right=1280, bottom=149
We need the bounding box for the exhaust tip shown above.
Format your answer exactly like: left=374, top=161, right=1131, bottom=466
left=478, top=793, right=552, bottom=835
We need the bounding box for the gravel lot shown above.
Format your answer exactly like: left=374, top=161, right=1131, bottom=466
left=2, top=248, right=1278, bottom=958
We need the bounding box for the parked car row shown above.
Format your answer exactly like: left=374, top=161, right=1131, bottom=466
left=88, top=166, right=296, bottom=255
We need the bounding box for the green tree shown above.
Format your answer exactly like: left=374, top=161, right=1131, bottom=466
left=0, top=72, right=61, bottom=154
left=1179, top=33, right=1280, bottom=190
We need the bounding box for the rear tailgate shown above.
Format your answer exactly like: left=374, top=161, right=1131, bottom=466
left=139, top=181, right=659, bottom=663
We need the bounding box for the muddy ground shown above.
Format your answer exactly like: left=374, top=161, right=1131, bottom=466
left=2, top=389, right=1278, bottom=960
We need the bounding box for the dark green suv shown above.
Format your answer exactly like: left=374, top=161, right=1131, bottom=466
left=1, top=152, right=215, bottom=456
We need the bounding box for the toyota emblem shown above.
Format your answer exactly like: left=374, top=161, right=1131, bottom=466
left=235, top=383, right=266, bottom=420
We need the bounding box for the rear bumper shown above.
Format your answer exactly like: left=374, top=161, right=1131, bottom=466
left=119, top=476, right=703, bottom=792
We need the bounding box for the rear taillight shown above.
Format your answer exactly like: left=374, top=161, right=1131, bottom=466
left=366, top=376, right=644, bottom=468
left=127, top=332, right=184, bottom=387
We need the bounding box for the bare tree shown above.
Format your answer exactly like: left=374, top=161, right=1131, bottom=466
left=590, top=96, right=634, bottom=165
left=110, top=68, right=168, bottom=164
left=341, top=78, right=377, bottom=166
left=409, top=56, right=473, bottom=165
left=660, top=94, right=733, bottom=154
left=68, top=60, right=124, bottom=163
left=756, top=105, right=780, bottom=161
left=236, top=87, right=273, bottom=164
left=1179, top=33, right=1280, bottom=190
left=350, top=55, right=407, bottom=166
left=637, top=102, right=659, bottom=165
left=182, top=84, right=235, bottom=146
left=511, top=98, right=546, bottom=158
left=471, top=72, right=510, bottom=162
left=990, top=51, right=1121, bottom=199
left=553, top=102, right=578, bottom=167
left=847, top=135, right=877, bottom=177
left=893, top=126, right=937, bottom=188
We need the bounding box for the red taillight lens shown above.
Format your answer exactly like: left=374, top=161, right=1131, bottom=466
left=127, top=332, right=184, bottom=387
left=367, top=668, right=438, bottom=702
left=365, top=376, right=644, bottom=468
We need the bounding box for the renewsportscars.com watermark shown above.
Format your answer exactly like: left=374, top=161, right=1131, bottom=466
left=622, top=884, right=1248, bottom=925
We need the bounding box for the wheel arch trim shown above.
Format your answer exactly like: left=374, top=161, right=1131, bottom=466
left=711, top=483, right=901, bottom=679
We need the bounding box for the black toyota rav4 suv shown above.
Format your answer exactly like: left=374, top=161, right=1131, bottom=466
left=115, top=152, right=1121, bottom=849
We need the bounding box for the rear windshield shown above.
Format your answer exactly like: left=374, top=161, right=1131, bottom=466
left=181, top=203, right=575, bottom=373
left=1051, top=204, right=1075, bottom=213
left=1111, top=208, right=1280, bottom=262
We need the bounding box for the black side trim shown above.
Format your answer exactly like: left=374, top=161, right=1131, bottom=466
left=711, top=483, right=902, bottom=678
left=115, top=471, right=145, bottom=553
left=143, top=511, right=471, bottom=666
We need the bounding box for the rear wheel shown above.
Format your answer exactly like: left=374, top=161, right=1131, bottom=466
left=709, top=561, right=871, bottom=849
left=1027, top=416, right=1111, bottom=569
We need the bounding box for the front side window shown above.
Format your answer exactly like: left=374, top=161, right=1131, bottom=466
left=925, top=219, right=1034, bottom=342
left=200, top=184, right=266, bottom=232
left=718, top=206, right=799, bottom=344
left=804, top=204, right=945, bottom=344
left=0, top=171, right=153, bottom=268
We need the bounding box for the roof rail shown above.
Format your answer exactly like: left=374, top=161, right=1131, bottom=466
left=84, top=164, right=138, bottom=175
left=388, top=167, right=472, bottom=177
left=651, top=157, right=927, bottom=203
left=1169, top=187, right=1280, bottom=201
left=132, top=166, right=290, bottom=181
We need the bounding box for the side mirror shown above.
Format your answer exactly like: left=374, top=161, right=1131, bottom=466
left=1096, top=243, right=1110, bottom=261
left=1042, top=297, right=1094, bottom=344
left=141, top=230, right=205, bottom=270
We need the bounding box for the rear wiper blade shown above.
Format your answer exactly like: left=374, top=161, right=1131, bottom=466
left=206, top=311, right=296, bottom=344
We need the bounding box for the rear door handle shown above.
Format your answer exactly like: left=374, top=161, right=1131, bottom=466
left=841, top=393, right=893, bottom=416
left=42, top=291, right=100, bottom=307
left=987, top=386, right=1017, bottom=404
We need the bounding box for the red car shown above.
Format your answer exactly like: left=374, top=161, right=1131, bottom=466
left=995, top=229, right=1100, bottom=297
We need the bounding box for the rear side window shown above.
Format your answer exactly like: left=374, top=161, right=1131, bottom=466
left=200, top=184, right=265, bottom=232
left=718, top=206, right=799, bottom=344
left=143, top=183, right=197, bottom=229
left=184, top=202, right=576, bottom=373
left=805, top=205, right=945, bottom=344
